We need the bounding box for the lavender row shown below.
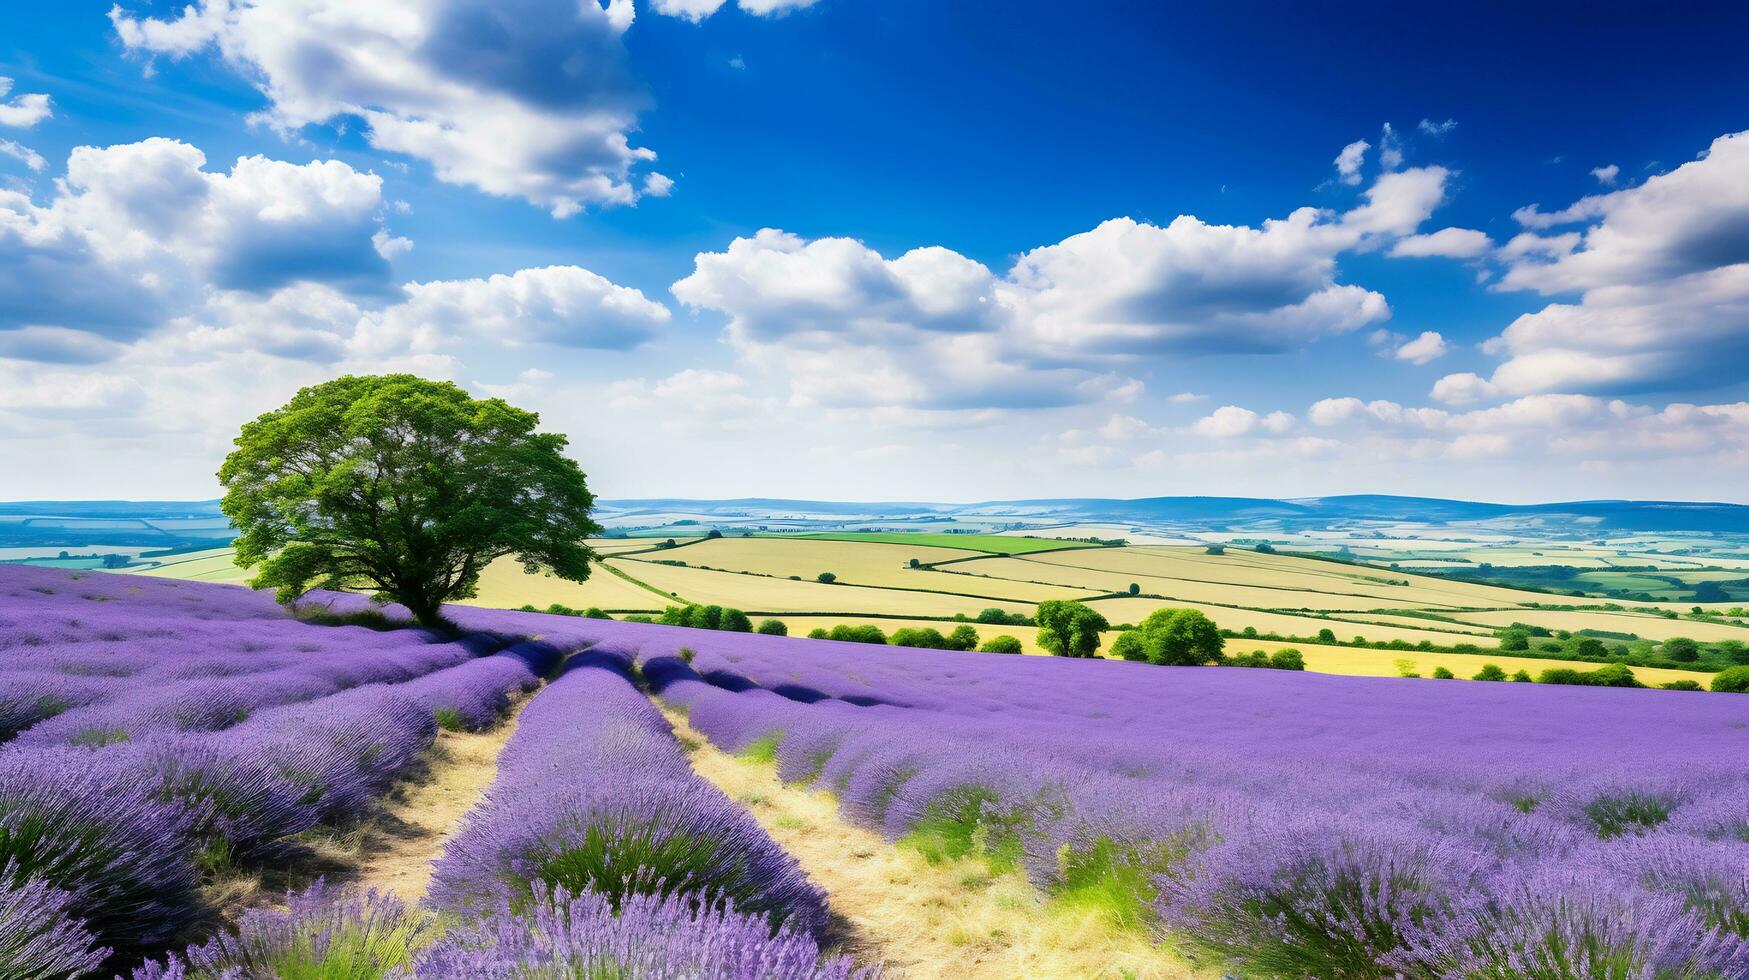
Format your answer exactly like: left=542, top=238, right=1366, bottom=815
left=0, top=568, right=557, bottom=975
left=427, top=644, right=828, bottom=933
left=610, top=622, right=1749, bottom=978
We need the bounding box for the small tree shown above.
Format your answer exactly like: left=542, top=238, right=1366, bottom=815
left=220, top=375, right=599, bottom=629
left=1662, top=637, right=1701, bottom=663
left=719, top=608, right=753, bottom=632
left=1317, top=628, right=1337, bottom=643
left=817, top=572, right=837, bottom=584
left=705, top=528, right=724, bottom=539
left=1511, top=669, right=1533, bottom=682
left=756, top=619, right=788, bottom=636
left=1111, top=608, right=1225, bottom=666
left=1127, top=582, right=1140, bottom=596
left=1034, top=600, right=1110, bottom=658
left=1472, top=663, right=1508, bottom=682
left=945, top=624, right=979, bottom=651
left=1268, top=648, right=1305, bottom=671
left=979, top=635, right=1023, bottom=654
left=908, top=558, right=921, bottom=569
left=1431, top=666, right=1456, bottom=679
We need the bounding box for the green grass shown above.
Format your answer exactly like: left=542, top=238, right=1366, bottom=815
left=782, top=532, right=1099, bottom=555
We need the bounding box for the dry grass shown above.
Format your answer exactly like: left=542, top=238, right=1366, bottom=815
left=350, top=696, right=529, bottom=901
left=664, top=709, right=1212, bottom=980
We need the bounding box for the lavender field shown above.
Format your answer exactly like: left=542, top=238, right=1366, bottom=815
left=3, top=565, right=1747, bottom=978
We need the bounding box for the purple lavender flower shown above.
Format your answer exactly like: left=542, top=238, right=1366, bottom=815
left=0, top=866, right=111, bottom=980
left=412, top=884, right=874, bottom=979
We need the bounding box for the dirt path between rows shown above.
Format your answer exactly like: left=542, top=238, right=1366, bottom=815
left=349, top=695, right=529, bottom=901
left=660, top=706, right=1208, bottom=980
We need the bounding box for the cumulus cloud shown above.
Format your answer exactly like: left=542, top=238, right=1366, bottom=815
left=1392, top=330, right=1449, bottom=364
left=356, top=265, right=670, bottom=357
left=1442, top=130, right=1749, bottom=399
left=672, top=164, right=1454, bottom=412
left=1389, top=227, right=1492, bottom=259
left=111, top=0, right=661, bottom=217
left=1590, top=163, right=1620, bottom=185
left=0, top=77, right=51, bottom=128
left=1417, top=118, right=1457, bottom=137
left=1192, top=405, right=1295, bottom=438
left=0, top=138, right=401, bottom=355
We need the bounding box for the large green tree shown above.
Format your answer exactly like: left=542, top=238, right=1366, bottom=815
left=219, top=375, right=601, bottom=628
left=1034, top=600, right=1110, bottom=658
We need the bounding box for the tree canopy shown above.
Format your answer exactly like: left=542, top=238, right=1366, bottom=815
left=219, top=374, right=600, bottom=628
left=1111, top=608, right=1226, bottom=666
left=1035, top=600, right=1110, bottom=658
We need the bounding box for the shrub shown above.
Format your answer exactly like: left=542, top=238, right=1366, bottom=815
left=1229, top=651, right=1270, bottom=668
left=1710, top=665, right=1749, bottom=693
left=677, top=648, right=695, bottom=665
left=946, top=625, right=979, bottom=651
left=1660, top=679, right=1703, bottom=691
left=1269, top=649, right=1305, bottom=671
left=806, top=628, right=828, bottom=640
left=824, top=625, right=887, bottom=645
left=623, top=615, right=654, bottom=624
left=755, top=619, right=788, bottom=637
left=1394, top=659, right=1420, bottom=678
left=1472, top=663, right=1508, bottom=682
left=1431, top=666, right=1456, bottom=679
left=889, top=628, right=950, bottom=650
left=975, top=608, right=1030, bottom=626
left=434, top=707, right=468, bottom=732
left=1511, top=669, right=1534, bottom=682
left=816, top=572, right=836, bottom=584
left=1662, top=637, right=1700, bottom=662
left=1317, top=628, right=1336, bottom=643
left=978, top=635, right=1023, bottom=654
left=1127, top=583, right=1140, bottom=595
left=582, top=607, right=610, bottom=620
left=719, top=609, right=753, bottom=633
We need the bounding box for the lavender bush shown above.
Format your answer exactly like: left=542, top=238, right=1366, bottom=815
left=0, top=866, right=110, bottom=980
left=427, top=649, right=830, bottom=939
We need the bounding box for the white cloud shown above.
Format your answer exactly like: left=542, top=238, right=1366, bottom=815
left=1392, top=330, right=1449, bottom=364
left=1192, top=405, right=1294, bottom=438
left=1430, top=372, right=1497, bottom=406
left=111, top=0, right=660, bottom=217
left=357, top=265, right=669, bottom=357
left=0, top=138, right=44, bottom=172
left=0, top=78, right=51, bottom=128
left=1417, top=118, right=1457, bottom=137
left=1378, top=122, right=1404, bottom=170
left=1452, top=130, right=1749, bottom=398
left=653, top=0, right=815, bottom=19
left=1167, top=391, right=1207, bottom=403
left=672, top=164, right=1454, bottom=413
left=1334, top=139, right=1369, bottom=186
left=0, top=138, right=401, bottom=356
left=1590, top=163, right=1620, bottom=186
left=1389, top=227, right=1492, bottom=259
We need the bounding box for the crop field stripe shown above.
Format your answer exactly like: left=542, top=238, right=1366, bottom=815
left=778, top=532, right=1102, bottom=556
left=614, top=555, right=1102, bottom=605
left=946, top=556, right=1479, bottom=609
left=599, top=558, right=688, bottom=603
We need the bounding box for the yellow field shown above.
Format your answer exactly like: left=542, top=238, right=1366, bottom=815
left=1448, top=608, right=1749, bottom=643
left=115, top=535, right=1749, bottom=683
left=463, top=556, right=671, bottom=612
left=647, top=538, right=1101, bottom=602
left=1080, top=596, right=1499, bottom=648
left=606, top=558, right=1034, bottom=618
left=129, top=549, right=254, bottom=584
left=1227, top=638, right=1716, bottom=687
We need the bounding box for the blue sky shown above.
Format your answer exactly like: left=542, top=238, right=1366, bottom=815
left=4, top=1, right=1749, bottom=502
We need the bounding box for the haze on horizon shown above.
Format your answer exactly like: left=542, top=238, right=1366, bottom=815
left=4, top=2, right=1749, bottom=504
